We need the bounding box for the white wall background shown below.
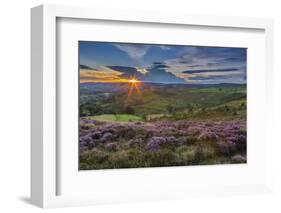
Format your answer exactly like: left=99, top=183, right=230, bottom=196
left=0, top=0, right=280, bottom=212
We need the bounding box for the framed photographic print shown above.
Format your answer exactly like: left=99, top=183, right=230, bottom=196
left=31, top=4, right=274, bottom=208
left=78, top=41, right=248, bottom=170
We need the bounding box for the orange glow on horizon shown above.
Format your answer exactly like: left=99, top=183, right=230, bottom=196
left=129, top=79, right=137, bottom=83
left=80, top=77, right=142, bottom=84
left=80, top=68, right=143, bottom=84
left=128, top=78, right=140, bottom=84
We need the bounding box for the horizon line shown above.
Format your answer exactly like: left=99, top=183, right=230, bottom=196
left=80, top=81, right=246, bottom=85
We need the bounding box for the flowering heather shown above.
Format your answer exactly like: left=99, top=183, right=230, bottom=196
left=89, top=131, right=102, bottom=139
left=105, top=143, right=117, bottom=151
left=79, top=118, right=246, bottom=169
left=127, top=138, right=143, bottom=147
left=100, top=132, right=113, bottom=143
left=146, top=137, right=167, bottom=151
left=198, top=131, right=218, bottom=141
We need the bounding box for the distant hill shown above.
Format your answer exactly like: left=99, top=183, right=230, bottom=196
left=80, top=82, right=246, bottom=94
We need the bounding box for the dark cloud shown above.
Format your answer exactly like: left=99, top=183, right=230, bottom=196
left=174, top=47, right=246, bottom=68
left=179, top=60, right=192, bottom=65
left=188, top=73, right=247, bottom=83
left=80, top=64, right=96, bottom=70
left=153, top=64, right=170, bottom=69
left=207, top=62, right=219, bottom=66
left=107, top=66, right=143, bottom=79
left=224, top=57, right=243, bottom=62
left=192, top=47, right=246, bottom=61
left=180, top=63, right=202, bottom=67
left=107, top=65, right=185, bottom=84
left=179, top=62, right=219, bottom=67
left=189, top=75, right=231, bottom=81
left=143, top=67, right=185, bottom=84
left=182, top=68, right=239, bottom=74
left=151, top=62, right=170, bottom=70
left=107, top=66, right=138, bottom=74
left=152, top=62, right=164, bottom=65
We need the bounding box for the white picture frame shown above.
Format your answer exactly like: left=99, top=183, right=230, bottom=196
left=31, top=4, right=274, bottom=208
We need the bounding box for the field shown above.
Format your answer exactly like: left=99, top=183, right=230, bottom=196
left=86, top=114, right=143, bottom=122
left=79, top=82, right=247, bottom=170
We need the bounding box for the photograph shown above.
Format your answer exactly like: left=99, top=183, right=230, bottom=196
left=79, top=41, right=247, bottom=170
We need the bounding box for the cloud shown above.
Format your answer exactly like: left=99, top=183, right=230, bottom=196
left=153, top=64, right=170, bottom=69
left=179, top=62, right=200, bottom=66
left=106, top=66, right=143, bottom=79
left=107, top=66, right=138, bottom=74
left=154, top=64, right=169, bottom=69
left=80, top=68, right=125, bottom=83
left=80, top=64, right=96, bottom=70
left=184, top=70, right=246, bottom=84
left=113, top=44, right=150, bottom=60
left=223, top=57, right=245, bottom=62
left=182, top=68, right=239, bottom=74
left=187, top=76, right=246, bottom=84
left=158, top=45, right=172, bottom=50
left=150, top=62, right=170, bottom=69
left=136, top=67, right=149, bottom=75
left=153, top=62, right=164, bottom=65
left=107, top=65, right=185, bottom=84
left=165, top=47, right=246, bottom=72
left=188, top=74, right=240, bottom=81
left=143, top=66, right=185, bottom=84
left=162, top=47, right=246, bottom=84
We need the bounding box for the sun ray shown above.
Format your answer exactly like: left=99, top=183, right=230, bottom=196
left=124, top=77, right=142, bottom=105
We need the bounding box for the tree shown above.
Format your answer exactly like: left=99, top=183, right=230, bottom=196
left=166, top=104, right=175, bottom=113
left=224, top=105, right=230, bottom=112
left=124, top=106, right=134, bottom=114
left=239, top=102, right=246, bottom=110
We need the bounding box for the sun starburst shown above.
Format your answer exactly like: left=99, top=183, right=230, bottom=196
left=129, top=78, right=139, bottom=83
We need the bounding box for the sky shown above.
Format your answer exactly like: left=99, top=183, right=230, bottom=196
left=79, top=41, right=247, bottom=84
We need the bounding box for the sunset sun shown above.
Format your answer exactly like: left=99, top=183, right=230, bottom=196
left=128, top=78, right=139, bottom=83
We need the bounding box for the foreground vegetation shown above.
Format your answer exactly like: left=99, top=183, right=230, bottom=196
left=79, top=83, right=247, bottom=170
left=79, top=119, right=246, bottom=169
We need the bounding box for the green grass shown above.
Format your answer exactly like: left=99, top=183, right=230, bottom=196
left=80, top=85, right=247, bottom=121
left=86, top=114, right=143, bottom=122
left=115, top=114, right=143, bottom=122
left=127, top=86, right=246, bottom=116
